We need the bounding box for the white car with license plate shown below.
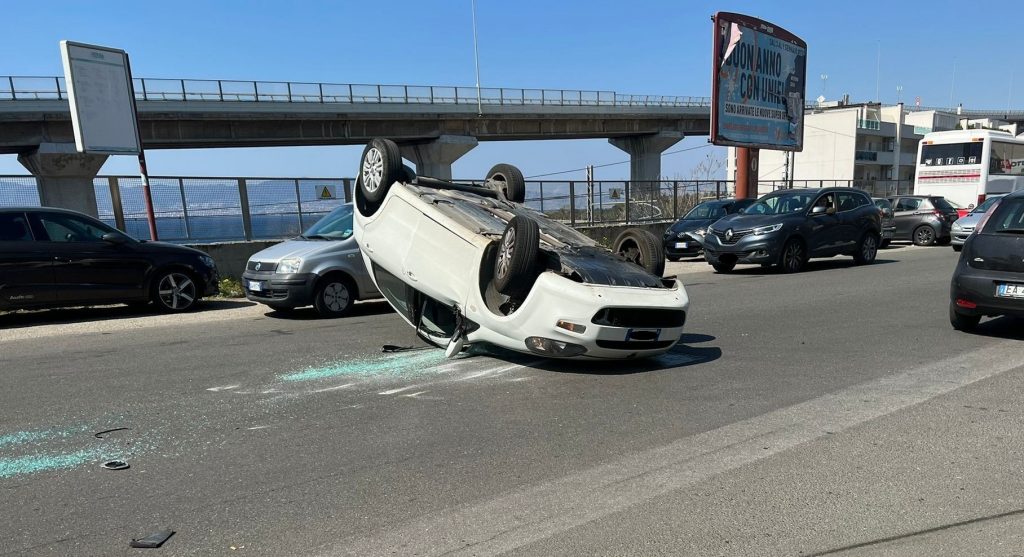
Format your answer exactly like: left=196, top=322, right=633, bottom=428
left=353, top=138, right=689, bottom=359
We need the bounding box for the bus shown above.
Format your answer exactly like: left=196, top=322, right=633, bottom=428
left=914, top=129, right=1024, bottom=210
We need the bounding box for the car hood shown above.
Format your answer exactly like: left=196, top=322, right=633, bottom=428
left=667, top=219, right=716, bottom=234
left=249, top=238, right=346, bottom=262
left=137, top=241, right=207, bottom=257
left=711, top=213, right=794, bottom=230
left=955, top=213, right=984, bottom=229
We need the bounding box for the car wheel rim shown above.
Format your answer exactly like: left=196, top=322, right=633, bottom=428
left=323, top=282, right=350, bottom=312
left=863, top=236, right=877, bottom=261
left=362, top=148, right=384, bottom=193
left=158, top=273, right=195, bottom=309
left=916, top=228, right=933, bottom=244
left=785, top=243, right=802, bottom=271
left=497, top=227, right=516, bottom=280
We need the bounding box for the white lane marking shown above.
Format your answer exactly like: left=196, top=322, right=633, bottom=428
left=325, top=340, right=1024, bottom=557
left=311, top=383, right=355, bottom=393
left=247, top=426, right=270, bottom=430
left=206, top=385, right=240, bottom=392
left=402, top=391, right=428, bottom=398
left=378, top=385, right=423, bottom=396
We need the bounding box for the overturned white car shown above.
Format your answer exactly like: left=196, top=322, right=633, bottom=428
left=353, top=138, right=689, bottom=359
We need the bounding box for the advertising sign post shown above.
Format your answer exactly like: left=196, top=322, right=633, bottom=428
left=711, top=13, right=807, bottom=198
left=60, top=40, right=158, bottom=240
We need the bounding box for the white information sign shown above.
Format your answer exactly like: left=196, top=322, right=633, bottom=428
left=60, top=41, right=141, bottom=154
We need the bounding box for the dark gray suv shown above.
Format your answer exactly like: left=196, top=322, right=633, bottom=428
left=703, top=188, right=882, bottom=273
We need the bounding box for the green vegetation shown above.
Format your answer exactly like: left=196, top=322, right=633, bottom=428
left=217, top=277, right=245, bottom=298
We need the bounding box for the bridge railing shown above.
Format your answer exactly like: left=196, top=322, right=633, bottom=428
left=0, top=75, right=711, bottom=108
left=1, top=175, right=917, bottom=245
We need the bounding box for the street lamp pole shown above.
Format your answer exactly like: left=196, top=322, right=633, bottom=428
left=471, top=0, right=483, bottom=116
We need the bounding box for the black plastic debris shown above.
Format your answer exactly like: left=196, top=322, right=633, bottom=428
left=94, top=427, right=129, bottom=439
left=129, top=529, right=175, bottom=549
left=381, top=344, right=416, bottom=353
left=100, top=460, right=130, bottom=471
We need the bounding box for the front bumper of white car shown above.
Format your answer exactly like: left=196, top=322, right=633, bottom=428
left=466, top=272, right=689, bottom=360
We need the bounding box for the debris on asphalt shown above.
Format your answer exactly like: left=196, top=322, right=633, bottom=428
left=381, top=344, right=416, bottom=353
left=129, top=529, right=175, bottom=549
left=94, top=427, right=129, bottom=439
left=100, top=460, right=130, bottom=471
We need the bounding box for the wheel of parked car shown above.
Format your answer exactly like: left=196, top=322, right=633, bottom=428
left=487, top=164, right=526, bottom=203
left=949, top=302, right=980, bottom=332
left=613, top=228, right=665, bottom=277
left=493, top=215, right=540, bottom=299
left=667, top=255, right=681, bottom=262
left=152, top=270, right=199, bottom=312
left=853, top=232, right=879, bottom=265
left=713, top=261, right=737, bottom=273
left=912, top=225, right=936, bottom=246
left=779, top=239, right=807, bottom=273
left=952, top=244, right=963, bottom=252
left=314, top=277, right=354, bottom=317
left=359, top=138, right=403, bottom=205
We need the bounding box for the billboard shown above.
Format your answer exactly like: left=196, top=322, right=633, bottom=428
left=60, top=41, right=141, bottom=155
left=711, top=13, right=807, bottom=151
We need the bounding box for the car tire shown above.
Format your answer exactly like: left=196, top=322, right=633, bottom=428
left=853, top=232, right=879, bottom=265
left=667, top=255, right=681, bottom=262
left=614, top=228, right=665, bottom=277
left=359, top=138, right=403, bottom=205
left=912, top=225, right=936, bottom=246
left=779, top=239, right=807, bottom=273
left=493, top=215, right=540, bottom=299
left=152, top=270, right=199, bottom=313
left=313, top=277, right=354, bottom=317
left=937, top=237, right=952, bottom=246
left=952, top=244, right=963, bottom=252
left=487, top=163, right=526, bottom=203
left=949, top=302, right=981, bottom=332
left=713, top=261, right=736, bottom=273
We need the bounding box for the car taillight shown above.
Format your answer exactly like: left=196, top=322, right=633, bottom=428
left=956, top=298, right=977, bottom=309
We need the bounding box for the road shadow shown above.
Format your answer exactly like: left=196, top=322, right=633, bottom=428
left=719, top=257, right=900, bottom=276
left=264, top=299, right=395, bottom=320
left=961, top=316, right=1024, bottom=341
left=0, top=299, right=255, bottom=330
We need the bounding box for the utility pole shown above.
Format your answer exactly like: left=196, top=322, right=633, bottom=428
left=875, top=40, right=881, bottom=103
left=471, top=0, right=483, bottom=116
left=586, top=164, right=594, bottom=223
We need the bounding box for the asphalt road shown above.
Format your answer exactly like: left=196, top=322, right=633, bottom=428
left=2, top=245, right=1023, bottom=556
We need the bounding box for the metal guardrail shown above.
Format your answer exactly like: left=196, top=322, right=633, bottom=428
left=0, top=75, right=711, bottom=108
left=1, top=175, right=917, bottom=244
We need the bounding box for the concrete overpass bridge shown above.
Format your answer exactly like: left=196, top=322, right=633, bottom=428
left=1, top=76, right=711, bottom=216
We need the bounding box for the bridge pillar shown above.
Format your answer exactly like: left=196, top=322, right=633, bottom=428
left=18, top=142, right=108, bottom=218
left=400, top=135, right=478, bottom=180
left=608, top=132, right=685, bottom=187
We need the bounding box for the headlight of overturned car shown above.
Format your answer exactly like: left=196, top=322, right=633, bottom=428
left=752, top=223, right=783, bottom=235
left=278, top=258, right=303, bottom=274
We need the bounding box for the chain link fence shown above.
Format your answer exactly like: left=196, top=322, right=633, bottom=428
left=1, top=175, right=915, bottom=242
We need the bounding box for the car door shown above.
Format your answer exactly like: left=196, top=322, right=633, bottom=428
left=0, top=211, right=55, bottom=308
left=805, top=192, right=841, bottom=256
left=835, top=191, right=865, bottom=249
left=893, top=197, right=922, bottom=238
left=403, top=210, right=477, bottom=308
left=31, top=211, right=150, bottom=304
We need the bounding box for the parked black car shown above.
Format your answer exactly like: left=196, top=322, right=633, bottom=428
left=663, top=198, right=755, bottom=260
left=0, top=207, right=218, bottom=312
left=887, top=195, right=959, bottom=246
left=703, top=188, right=881, bottom=273
left=949, top=191, right=1024, bottom=331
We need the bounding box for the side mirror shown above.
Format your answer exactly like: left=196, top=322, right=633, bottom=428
left=102, top=232, right=128, bottom=244
left=811, top=206, right=827, bottom=215
left=445, top=330, right=465, bottom=358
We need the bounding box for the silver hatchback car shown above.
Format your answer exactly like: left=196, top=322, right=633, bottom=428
left=242, top=204, right=379, bottom=316
left=950, top=195, right=1006, bottom=252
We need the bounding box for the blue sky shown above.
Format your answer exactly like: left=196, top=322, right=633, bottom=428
left=1, top=0, right=1018, bottom=180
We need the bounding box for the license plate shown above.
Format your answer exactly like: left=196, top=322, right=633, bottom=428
left=996, top=283, right=1024, bottom=298
left=675, top=242, right=689, bottom=249
left=248, top=280, right=262, bottom=292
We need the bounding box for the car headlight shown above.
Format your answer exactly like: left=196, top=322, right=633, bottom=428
left=952, top=222, right=963, bottom=231
left=278, top=258, right=303, bottom=274
left=199, top=255, right=216, bottom=268
left=752, top=223, right=783, bottom=235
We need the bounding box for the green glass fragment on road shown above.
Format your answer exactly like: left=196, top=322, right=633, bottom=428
left=281, top=350, right=446, bottom=382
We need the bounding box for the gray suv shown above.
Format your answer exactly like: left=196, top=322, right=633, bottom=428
left=703, top=188, right=881, bottom=273
left=242, top=204, right=379, bottom=316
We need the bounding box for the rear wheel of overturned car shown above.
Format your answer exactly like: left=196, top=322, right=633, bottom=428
left=912, top=225, right=936, bottom=246
left=493, top=216, right=540, bottom=299
left=780, top=239, right=807, bottom=273
left=613, top=228, right=665, bottom=277
left=949, top=302, right=980, bottom=332
left=314, top=277, right=354, bottom=317
left=487, top=163, right=526, bottom=203
left=853, top=232, right=879, bottom=265
left=359, top=138, right=403, bottom=205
